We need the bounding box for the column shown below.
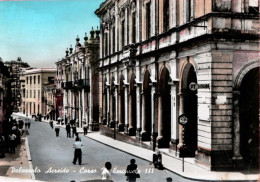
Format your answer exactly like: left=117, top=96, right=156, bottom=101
left=109, top=88, right=114, bottom=128
left=170, top=84, right=179, bottom=144
left=102, top=91, right=107, bottom=125
left=82, top=89, right=85, bottom=124
left=115, top=87, right=118, bottom=130
left=118, top=89, right=123, bottom=130
left=141, top=92, right=148, bottom=140
left=232, top=91, right=243, bottom=164
left=128, top=93, right=133, bottom=135
left=136, top=86, right=141, bottom=139
left=89, top=69, right=93, bottom=131
left=124, top=86, right=129, bottom=133
left=177, top=93, right=184, bottom=148
left=157, top=95, right=163, bottom=140
left=106, top=87, right=110, bottom=126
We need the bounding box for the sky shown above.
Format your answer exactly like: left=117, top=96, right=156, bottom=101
left=0, top=0, right=104, bottom=68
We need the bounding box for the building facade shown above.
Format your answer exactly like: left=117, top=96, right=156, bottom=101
left=4, top=58, right=30, bottom=112
left=22, top=68, right=56, bottom=117
left=95, top=0, right=259, bottom=170
left=58, top=28, right=100, bottom=129
left=0, top=58, right=13, bottom=133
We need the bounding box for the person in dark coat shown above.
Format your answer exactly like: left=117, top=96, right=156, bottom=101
left=55, top=126, right=60, bottom=137
left=66, top=123, right=71, bottom=138
left=72, top=124, right=77, bottom=138
left=49, top=120, right=53, bottom=129
left=125, top=159, right=140, bottom=182
left=153, top=151, right=164, bottom=169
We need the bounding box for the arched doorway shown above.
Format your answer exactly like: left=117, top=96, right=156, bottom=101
left=109, top=76, right=116, bottom=128
left=142, top=70, right=152, bottom=141
left=129, top=73, right=136, bottom=136
left=239, top=67, right=259, bottom=169
left=119, top=75, right=125, bottom=131
left=181, top=63, right=198, bottom=156
left=157, top=67, right=171, bottom=148
left=102, top=77, right=107, bottom=125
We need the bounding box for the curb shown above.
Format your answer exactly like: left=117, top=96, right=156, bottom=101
left=25, top=137, right=35, bottom=180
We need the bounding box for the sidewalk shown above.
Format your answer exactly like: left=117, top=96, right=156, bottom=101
left=85, top=132, right=259, bottom=182
left=12, top=112, right=260, bottom=181
left=0, top=136, right=34, bottom=181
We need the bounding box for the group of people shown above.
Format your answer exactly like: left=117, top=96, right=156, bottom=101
left=0, top=117, right=30, bottom=157
left=101, top=159, right=140, bottom=182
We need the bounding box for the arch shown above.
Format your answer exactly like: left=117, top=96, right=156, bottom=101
left=157, top=67, right=171, bottom=148
left=118, top=74, right=125, bottom=131
left=234, top=60, right=260, bottom=89
left=238, top=66, right=259, bottom=169
left=179, top=58, right=198, bottom=92
left=141, top=70, right=152, bottom=141
left=180, top=62, right=198, bottom=156
left=129, top=73, right=137, bottom=136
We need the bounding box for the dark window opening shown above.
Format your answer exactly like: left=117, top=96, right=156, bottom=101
left=163, top=0, right=169, bottom=31
left=122, top=19, right=125, bottom=47
left=132, top=12, right=136, bottom=43
left=146, top=3, right=151, bottom=39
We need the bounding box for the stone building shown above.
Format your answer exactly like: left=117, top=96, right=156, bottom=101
left=22, top=68, right=56, bottom=117
left=95, top=0, right=259, bottom=170
left=58, top=28, right=100, bottom=129
left=4, top=57, right=30, bottom=112
left=0, top=58, right=12, bottom=133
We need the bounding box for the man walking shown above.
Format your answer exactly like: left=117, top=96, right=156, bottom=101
left=55, top=126, right=60, bottom=137
left=72, top=137, right=83, bottom=165
left=83, top=123, right=88, bottom=136
left=72, top=124, right=76, bottom=138
left=66, top=123, right=71, bottom=138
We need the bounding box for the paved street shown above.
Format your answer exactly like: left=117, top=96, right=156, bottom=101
left=19, top=116, right=195, bottom=182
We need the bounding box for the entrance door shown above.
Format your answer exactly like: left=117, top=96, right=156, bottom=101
left=240, top=67, right=259, bottom=169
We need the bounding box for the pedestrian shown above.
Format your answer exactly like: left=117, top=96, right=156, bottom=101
left=83, top=123, right=88, bottom=135
left=125, top=159, right=140, bottom=182
left=101, top=162, right=113, bottom=181
left=27, top=119, right=31, bottom=129
left=25, top=122, right=28, bottom=129
left=0, top=133, right=5, bottom=158
left=72, top=124, right=76, bottom=138
left=72, top=137, right=83, bottom=165
left=50, top=120, right=53, bottom=129
left=75, top=133, right=81, bottom=141
left=66, top=123, right=71, bottom=138
left=153, top=151, right=164, bottom=169
left=18, top=120, right=24, bottom=129
left=9, top=133, right=16, bottom=154
left=55, top=126, right=60, bottom=137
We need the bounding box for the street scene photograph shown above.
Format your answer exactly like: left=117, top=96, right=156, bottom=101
left=0, top=0, right=259, bottom=182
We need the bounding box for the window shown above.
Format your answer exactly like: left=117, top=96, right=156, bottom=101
left=132, top=12, right=136, bottom=43
left=249, top=0, right=259, bottom=13
left=26, top=77, right=28, bottom=84
left=104, top=33, right=108, bottom=56
left=163, top=0, right=169, bottom=32
left=34, top=76, right=36, bottom=84
left=146, top=3, right=151, bottom=39
left=30, top=76, right=32, bottom=84
left=122, top=19, right=125, bottom=46
left=113, top=26, right=116, bottom=53
left=34, top=90, right=36, bottom=98
left=26, top=90, right=28, bottom=98
left=30, top=90, right=32, bottom=98
left=38, top=75, right=40, bottom=84
left=48, top=77, right=54, bottom=84
left=38, top=90, right=40, bottom=99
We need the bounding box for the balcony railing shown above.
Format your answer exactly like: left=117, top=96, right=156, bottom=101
left=61, top=81, right=73, bottom=89
left=77, top=79, right=90, bottom=90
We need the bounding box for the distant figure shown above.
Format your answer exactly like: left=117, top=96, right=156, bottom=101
left=9, top=133, right=16, bottom=153
left=55, top=126, right=60, bottom=137
left=50, top=120, right=53, bottom=129
left=72, top=124, right=77, bottom=137
left=83, top=123, right=88, bottom=136
left=66, top=123, right=71, bottom=138
left=75, top=133, right=81, bottom=141
left=125, top=159, right=140, bottom=182
left=153, top=151, right=164, bottom=170
left=72, top=137, right=83, bottom=165
left=101, top=162, right=112, bottom=181
left=27, top=119, right=31, bottom=129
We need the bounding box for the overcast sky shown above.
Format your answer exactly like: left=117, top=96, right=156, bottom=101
left=0, top=0, right=104, bottom=68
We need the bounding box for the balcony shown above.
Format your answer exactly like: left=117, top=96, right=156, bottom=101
left=77, top=79, right=90, bottom=91
left=62, top=81, right=73, bottom=89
